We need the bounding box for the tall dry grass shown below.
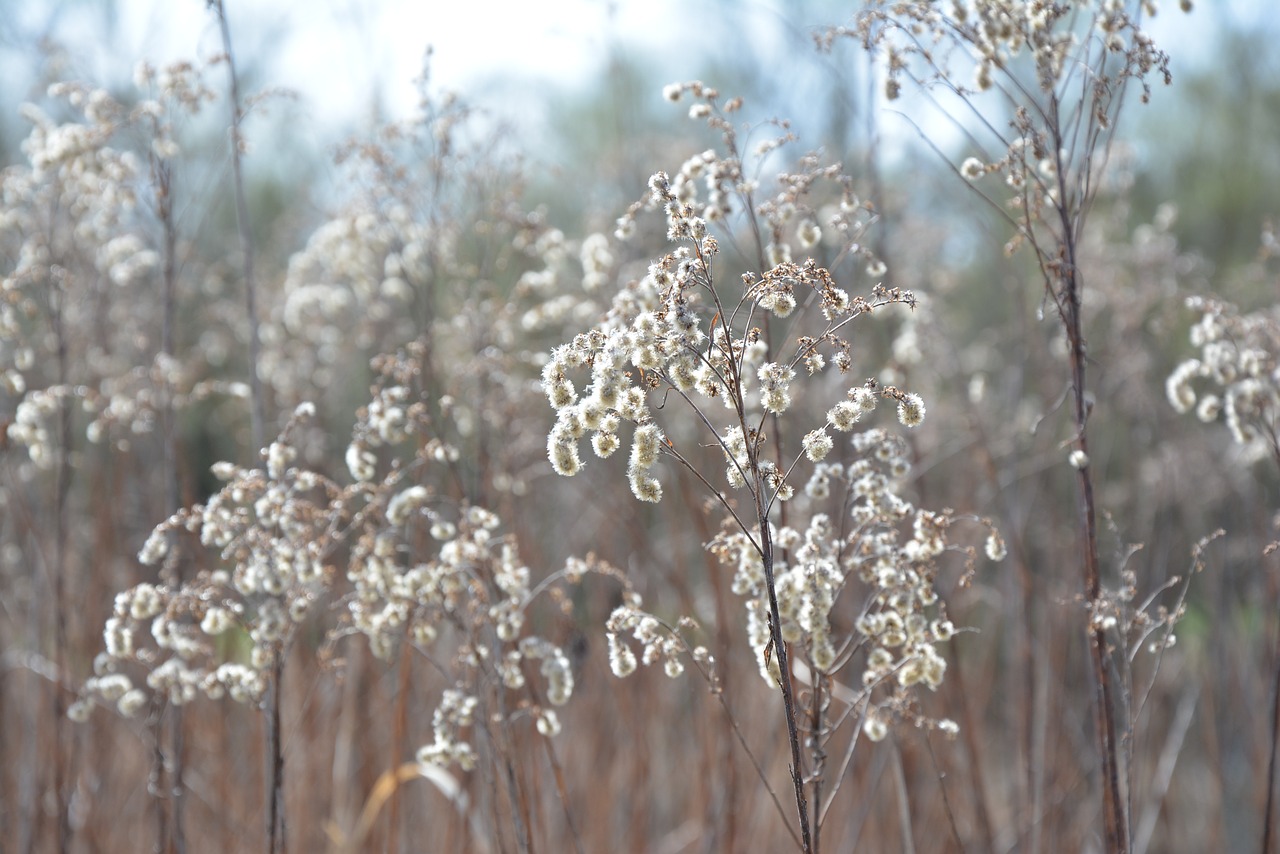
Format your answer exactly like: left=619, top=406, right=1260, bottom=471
left=2, top=2, right=1276, bottom=853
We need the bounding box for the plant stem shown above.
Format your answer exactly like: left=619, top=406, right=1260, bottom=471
left=211, top=0, right=266, bottom=455
left=52, top=272, right=73, bottom=854
left=155, top=125, right=186, bottom=854
left=267, top=651, right=286, bottom=854
left=1058, top=198, right=1129, bottom=854
left=211, top=6, right=277, bottom=850
left=755, top=498, right=813, bottom=853
left=1033, top=81, right=1129, bottom=852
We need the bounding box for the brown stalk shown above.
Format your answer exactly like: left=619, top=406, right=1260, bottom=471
left=659, top=432, right=803, bottom=848
left=265, top=651, right=287, bottom=854
left=209, top=2, right=277, bottom=850
left=1266, top=525, right=1280, bottom=854
left=153, top=119, right=187, bottom=854
left=753, top=489, right=812, bottom=853
left=809, top=675, right=825, bottom=854
left=210, top=0, right=266, bottom=454
left=1052, top=144, right=1130, bottom=854
left=694, top=228, right=821, bottom=848
left=51, top=270, right=73, bottom=854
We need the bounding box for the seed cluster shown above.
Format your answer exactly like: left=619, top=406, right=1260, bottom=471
left=1168, top=297, right=1280, bottom=461
left=71, top=346, right=619, bottom=771
left=709, top=427, right=1000, bottom=738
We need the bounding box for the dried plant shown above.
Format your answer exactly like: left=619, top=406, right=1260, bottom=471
left=1169, top=229, right=1280, bottom=850
left=7, top=3, right=1273, bottom=852
left=72, top=342, right=626, bottom=852
left=1169, top=296, right=1280, bottom=464
left=821, top=3, right=1192, bottom=850
left=544, top=82, right=1001, bottom=851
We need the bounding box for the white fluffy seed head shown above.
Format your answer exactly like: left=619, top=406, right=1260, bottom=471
left=897, top=393, right=925, bottom=427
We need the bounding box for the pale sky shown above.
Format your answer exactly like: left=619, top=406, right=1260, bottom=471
left=0, top=1, right=1270, bottom=160
left=78, top=1, right=1268, bottom=122
left=4, top=0, right=789, bottom=132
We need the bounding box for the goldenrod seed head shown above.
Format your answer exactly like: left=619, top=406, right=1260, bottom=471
left=897, top=393, right=925, bottom=427
left=828, top=400, right=860, bottom=431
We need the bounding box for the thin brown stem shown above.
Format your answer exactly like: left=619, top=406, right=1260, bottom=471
left=154, top=128, right=186, bottom=854
left=51, top=275, right=73, bottom=854
left=818, top=696, right=870, bottom=825
left=809, top=675, right=825, bottom=854
left=1066, top=248, right=1129, bottom=854
left=754, top=494, right=812, bottom=853
left=266, top=651, right=286, bottom=854
left=210, top=0, right=266, bottom=455
left=923, top=734, right=967, bottom=854
left=148, top=700, right=169, bottom=854
left=1054, top=106, right=1129, bottom=849
left=210, top=7, right=277, bottom=850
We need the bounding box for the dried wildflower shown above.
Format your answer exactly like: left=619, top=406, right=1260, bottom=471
left=607, top=630, right=638, bottom=678
left=828, top=400, right=862, bottom=431
left=1165, top=359, right=1201, bottom=414
left=535, top=709, right=562, bottom=737
left=897, top=393, right=925, bottom=427
left=802, top=428, right=834, bottom=462
left=797, top=218, right=822, bottom=248
left=74, top=333, right=614, bottom=778
left=629, top=470, right=663, bottom=503
left=528, top=83, right=977, bottom=826
left=605, top=603, right=701, bottom=683
left=346, top=442, right=377, bottom=482
left=711, top=427, right=998, bottom=738
left=1195, top=395, right=1221, bottom=423
left=758, top=362, right=796, bottom=414
left=960, top=157, right=985, bottom=180
left=386, top=484, right=430, bottom=525
left=118, top=689, right=148, bottom=718
left=1170, top=298, right=1280, bottom=460
left=630, top=423, right=664, bottom=470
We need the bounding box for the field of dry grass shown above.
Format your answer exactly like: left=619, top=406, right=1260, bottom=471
left=3, top=2, right=1278, bottom=852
